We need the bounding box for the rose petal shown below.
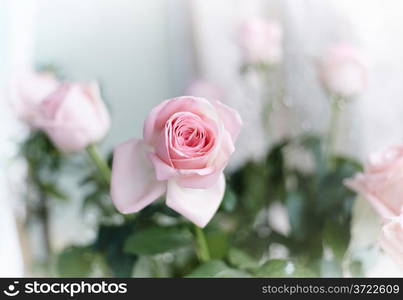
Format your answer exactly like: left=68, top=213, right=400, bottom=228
left=212, top=100, right=243, bottom=142
left=83, top=81, right=111, bottom=139
left=143, top=96, right=218, bottom=146
left=175, top=130, right=234, bottom=189
left=148, top=153, right=177, bottom=181
left=175, top=169, right=222, bottom=189
left=166, top=173, right=225, bottom=227
left=111, top=139, right=166, bottom=214
left=344, top=176, right=397, bottom=218
left=380, top=216, right=403, bottom=267
left=38, top=84, right=109, bottom=152
left=9, top=71, right=60, bottom=124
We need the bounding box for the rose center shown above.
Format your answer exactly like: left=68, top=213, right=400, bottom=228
left=166, top=112, right=215, bottom=158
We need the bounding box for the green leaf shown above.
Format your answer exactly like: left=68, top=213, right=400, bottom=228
left=57, top=246, right=94, bottom=277
left=227, top=247, right=260, bottom=270
left=292, top=264, right=318, bottom=277
left=285, top=191, right=310, bottom=239
left=230, top=161, right=268, bottom=220
left=186, top=260, right=249, bottom=278
left=323, top=219, right=350, bottom=261
left=206, top=231, right=230, bottom=260
left=220, top=185, right=237, bottom=212
left=253, top=259, right=289, bottom=277
left=266, top=140, right=288, bottom=200
left=41, top=182, right=68, bottom=201
left=300, top=135, right=326, bottom=176
left=216, top=268, right=251, bottom=278
left=124, top=226, right=192, bottom=255
left=93, top=224, right=137, bottom=277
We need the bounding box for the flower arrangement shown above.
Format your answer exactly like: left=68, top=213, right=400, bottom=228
left=7, top=15, right=402, bottom=278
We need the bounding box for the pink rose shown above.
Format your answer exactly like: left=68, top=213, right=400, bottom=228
left=345, top=145, right=403, bottom=218
left=36, top=82, right=110, bottom=152
left=185, top=79, right=224, bottom=101
left=238, top=17, right=283, bottom=65
left=320, top=43, right=367, bottom=98
left=380, top=212, right=403, bottom=268
left=9, top=72, right=59, bottom=125
left=111, top=96, right=242, bottom=227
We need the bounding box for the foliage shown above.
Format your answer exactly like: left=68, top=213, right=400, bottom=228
left=21, top=131, right=68, bottom=207
left=53, top=133, right=362, bottom=277
left=19, top=131, right=69, bottom=269
left=226, top=135, right=361, bottom=276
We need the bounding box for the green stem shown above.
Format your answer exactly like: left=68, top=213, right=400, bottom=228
left=261, top=66, right=274, bottom=134
left=86, top=144, right=111, bottom=185
left=326, top=96, right=342, bottom=163
left=194, top=225, right=211, bottom=263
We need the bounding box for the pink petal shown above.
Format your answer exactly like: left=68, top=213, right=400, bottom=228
left=39, top=84, right=110, bottom=152
left=143, top=96, right=217, bottom=146
left=174, top=130, right=234, bottom=189
left=148, top=153, right=177, bottom=181
left=212, top=100, right=243, bottom=142
left=83, top=81, right=111, bottom=138
left=166, top=173, right=225, bottom=227
left=175, top=169, right=222, bottom=189
left=9, top=71, right=60, bottom=124
left=344, top=176, right=396, bottom=218
left=380, top=218, right=403, bottom=267
left=111, top=139, right=166, bottom=214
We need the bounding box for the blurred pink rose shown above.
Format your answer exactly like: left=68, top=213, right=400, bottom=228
left=380, top=212, right=403, bottom=268
left=36, top=82, right=111, bottom=152
left=345, top=145, right=403, bottom=218
left=9, top=71, right=110, bottom=152
left=185, top=79, right=224, bottom=101
left=320, top=43, right=367, bottom=98
left=111, top=96, right=242, bottom=227
left=238, top=17, right=283, bottom=65
left=9, top=72, right=59, bottom=125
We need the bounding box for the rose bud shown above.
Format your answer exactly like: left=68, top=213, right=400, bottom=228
left=36, top=82, right=110, bottom=152
left=344, top=145, right=403, bottom=218
left=111, top=96, right=242, bottom=227
left=238, top=17, right=283, bottom=65
left=320, top=43, right=367, bottom=98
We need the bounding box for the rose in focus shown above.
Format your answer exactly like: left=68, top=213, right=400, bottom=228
left=111, top=96, right=242, bottom=227
left=10, top=72, right=110, bottom=153
left=320, top=43, right=367, bottom=98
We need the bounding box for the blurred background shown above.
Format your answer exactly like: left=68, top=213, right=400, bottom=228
left=2, top=0, right=403, bottom=277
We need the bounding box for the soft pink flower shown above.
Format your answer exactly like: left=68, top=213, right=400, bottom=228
left=9, top=71, right=59, bottom=125
left=238, top=17, right=283, bottom=65
left=111, top=96, right=242, bottom=227
left=36, top=82, right=110, bottom=152
left=185, top=79, right=224, bottom=101
left=345, top=145, right=403, bottom=218
left=380, top=212, right=403, bottom=268
left=320, top=43, right=367, bottom=98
